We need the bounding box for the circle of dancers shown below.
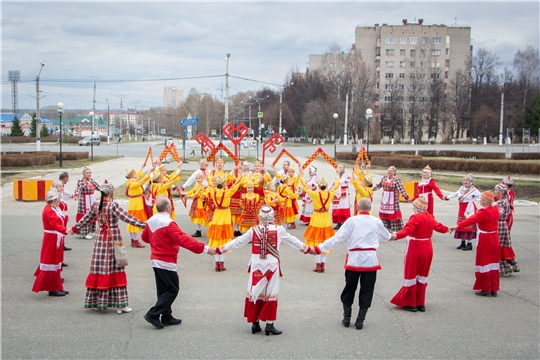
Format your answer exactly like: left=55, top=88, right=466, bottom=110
left=31, top=147, right=520, bottom=333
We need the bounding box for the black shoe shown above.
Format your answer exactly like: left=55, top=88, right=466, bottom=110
left=144, top=314, right=164, bottom=329
left=64, top=246, right=72, bottom=251
left=333, top=223, right=342, bottom=230
left=417, top=305, right=426, bottom=312
left=161, top=316, right=182, bottom=326
left=48, top=291, right=65, bottom=297
left=62, top=262, right=68, bottom=267
left=251, top=321, right=262, bottom=334
left=192, top=230, right=202, bottom=238
left=265, top=323, right=282, bottom=336
left=491, top=292, right=498, bottom=297
left=355, top=308, right=369, bottom=330
left=475, top=290, right=491, bottom=297
left=61, top=278, right=64, bottom=283
left=61, top=290, right=69, bottom=295
left=342, top=304, right=352, bottom=327
left=234, top=230, right=243, bottom=237
left=456, top=241, right=465, bottom=249
left=403, top=306, right=418, bottom=312
left=462, top=243, right=473, bottom=251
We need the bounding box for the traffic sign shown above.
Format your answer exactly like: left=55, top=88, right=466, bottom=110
left=257, top=112, right=263, bottom=118
left=180, top=118, right=199, bottom=126
left=183, top=129, right=188, bottom=135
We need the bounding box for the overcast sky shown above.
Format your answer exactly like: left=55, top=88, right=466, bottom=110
left=2, top=1, right=539, bottom=113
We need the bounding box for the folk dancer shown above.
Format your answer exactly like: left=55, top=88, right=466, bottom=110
left=32, top=188, right=69, bottom=297
left=239, top=181, right=260, bottom=233
left=179, top=158, right=209, bottom=191
left=299, top=165, right=319, bottom=224
left=125, top=164, right=155, bottom=248
left=450, top=191, right=501, bottom=297
left=159, top=164, right=182, bottom=198
left=351, top=164, right=373, bottom=215
left=285, top=167, right=301, bottom=229
left=443, top=174, right=481, bottom=251
left=206, top=173, right=243, bottom=271
left=215, top=205, right=313, bottom=336
left=494, top=183, right=520, bottom=276
left=415, top=165, right=445, bottom=215
left=276, top=174, right=299, bottom=230
left=264, top=182, right=283, bottom=226
left=299, top=172, right=340, bottom=273
left=74, top=167, right=100, bottom=239
left=59, top=171, right=74, bottom=251
left=141, top=195, right=216, bottom=329
left=502, top=176, right=515, bottom=230
left=389, top=198, right=450, bottom=312
left=50, top=180, right=69, bottom=268
left=231, top=161, right=251, bottom=236
left=372, top=166, right=411, bottom=232
left=206, top=158, right=236, bottom=231
left=272, top=160, right=290, bottom=186
left=313, top=198, right=392, bottom=330
left=249, top=161, right=272, bottom=207
left=332, top=164, right=352, bottom=230
left=71, top=180, right=146, bottom=312
left=151, top=164, right=181, bottom=220
left=181, top=174, right=207, bottom=237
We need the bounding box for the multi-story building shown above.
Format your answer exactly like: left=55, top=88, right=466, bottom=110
left=309, top=19, right=472, bottom=142
left=163, top=86, right=184, bottom=109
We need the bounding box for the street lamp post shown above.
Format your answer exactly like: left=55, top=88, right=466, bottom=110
left=35, top=61, right=45, bottom=151
left=333, top=113, right=339, bottom=161
left=58, top=102, right=64, bottom=167
left=365, top=108, right=373, bottom=153
left=90, top=74, right=108, bottom=143
left=105, top=98, right=110, bottom=143
left=89, top=111, right=95, bottom=161
left=118, top=92, right=131, bottom=136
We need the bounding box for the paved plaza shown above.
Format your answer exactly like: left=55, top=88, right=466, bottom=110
left=1, top=153, right=539, bottom=359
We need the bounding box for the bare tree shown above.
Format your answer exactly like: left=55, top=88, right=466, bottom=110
left=513, top=45, right=540, bottom=119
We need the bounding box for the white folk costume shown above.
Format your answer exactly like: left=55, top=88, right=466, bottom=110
left=314, top=210, right=391, bottom=330
left=180, top=168, right=209, bottom=190
left=74, top=167, right=100, bottom=238
left=299, top=169, right=319, bottom=224
left=331, top=171, right=352, bottom=225
left=216, top=205, right=311, bottom=334
left=446, top=181, right=481, bottom=249
left=416, top=166, right=444, bottom=215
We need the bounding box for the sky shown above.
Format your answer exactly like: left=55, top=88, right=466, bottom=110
left=1, top=1, right=539, bottom=114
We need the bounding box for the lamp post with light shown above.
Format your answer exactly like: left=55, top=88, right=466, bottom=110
left=58, top=102, right=64, bottom=167
left=89, top=111, right=95, bottom=161
left=365, top=108, right=373, bottom=153
left=333, top=113, right=339, bottom=161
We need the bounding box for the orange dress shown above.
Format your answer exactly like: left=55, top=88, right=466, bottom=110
left=185, top=184, right=207, bottom=225
left=206, top=180, right=243, bottom=248
left=239, top=193, right=260, bottom=233
left=277, top=182, right=299, bottom=223
left=264, top=191, right=283, bottom=226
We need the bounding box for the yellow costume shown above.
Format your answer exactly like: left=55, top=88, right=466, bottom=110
left=152, top=171, right=180, bottom=219
left=264, top=190, right=283, bottom=226
left=299, top=178, right=340, bottom=247
left=125, top=170, right=152, bottom=233
left=184, top=183, right=207, bottom=225
left=278, top=175, right=299, bottom=224
left=239, top=192, right=260, bottom=233
left=351, top=169, right=373, bottom=215
left=206, top=179, right=243, bottom=248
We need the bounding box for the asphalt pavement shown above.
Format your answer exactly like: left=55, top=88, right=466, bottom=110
left=1, top=153, right=539, bottom=359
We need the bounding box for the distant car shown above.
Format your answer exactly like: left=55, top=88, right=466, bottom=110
left=79, top=137, right=100, bottom=146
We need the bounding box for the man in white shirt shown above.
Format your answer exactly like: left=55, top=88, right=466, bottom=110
left=179, top=159, right=209, bottom=191
left=314, top=198, right=392, bottom=330
left=272, top=160, right=290, bottom=186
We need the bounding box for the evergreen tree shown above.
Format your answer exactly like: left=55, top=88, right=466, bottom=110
left=10, top=116, right=25, bottom=136
left=40, top=125, right=50, bottom=137
left=525, top=91, right=540, bottom=130
left=30, top=113, right=37, bottom=137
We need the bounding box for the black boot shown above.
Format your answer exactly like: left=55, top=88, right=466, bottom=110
left=342, top=304, right=352, bottom=327
left=355, top=308, right=369, bottom=330
left=456, top=241, right=466, bottom=249
left=251, top=321, right=262, bottom=334
left=265, top=323, right=282, bottom=336
left=192, top=230, right=202, bottom=237
left=463, top=242, right=473, bottom=251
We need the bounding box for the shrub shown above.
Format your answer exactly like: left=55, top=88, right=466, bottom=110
left=511, top=153, right=540, bottom=160
left=52, top=152, right=89, bottom=160
left=1, top=153, right=55, bottom=167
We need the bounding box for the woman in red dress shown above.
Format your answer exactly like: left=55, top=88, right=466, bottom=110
left=415, top=165, right=444, bottom=215
left=494, top=183, right=520, bottom=276
left=32, top=189, right=69, bottom=297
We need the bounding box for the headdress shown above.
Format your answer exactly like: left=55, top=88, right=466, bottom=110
left=215, top=176, right=226, bottom=186
left=46, top=188, right=61, bottom=202
left=288, top=168, right=295, bottom=174
left=82, top=166, right=91, bottom=176
left=216, top=158, right=224, bottom=163
left=423, top=165, right=432, bottom=174
left=502, top=176, right=513, bottom=185
left=318, top=178, right=328, bottom=188
left=195, top=173, right=204, bottom=179
left=412, top=197, right=428, bottom=212
left=309, top=165, right=317, bottom=173
left=51, top=180, right=63, bottom=189
left=158, top=165, right=168, bottom=172
left=245, top=181, right=255, bottom=189
left=125, top=168, right=136, bottom=179
left=152, top=171, right=163, bottom=183
left=100, top=180, right=115, bottom=194
left=259, top=205, right=275, bottom=223
left=363, top=174, right=373, bottom=186
left=242, top=161, right=249, bottom=167
left=481, top=191, right=494, bottom=203
left=464, top=173, right=474, bottom=183
left=495, top=183, right=508, bottom=191
left=254, top=161, right=261, bottom=166
left=280, top=175, right=289, bottom=183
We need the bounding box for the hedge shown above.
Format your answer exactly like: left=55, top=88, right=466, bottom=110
left=511, top=153, right=540, bottom=160
left=0, top=135, right=89, bottom=144
left=1, top=153, right=56, bottom=167
left=417, top=150, right=505, bottom=159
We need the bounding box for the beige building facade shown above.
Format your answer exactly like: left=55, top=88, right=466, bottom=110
left=163, top=86, right=184, bottom=109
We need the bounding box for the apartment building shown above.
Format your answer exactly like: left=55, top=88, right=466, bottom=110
left=163, top=86, right=184, bottom=109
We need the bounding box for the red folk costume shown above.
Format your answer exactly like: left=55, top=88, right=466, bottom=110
left=32, top=203, right=67, bottom=294
left=372, top=175, right=410, bottom=232
left=495, top=185, right=520, bottom=276
left=73, top=199, right=145, bottom=310
left=264, top=189, right=283, bottom=226
left=277, top=177, right=299, bottom=224
left=249, top=170, right=272, bottom=207
left=74, top=173, right=101, bottom=236
left=503, top=176, right=515, bottom=230
left=332, top=171, right=352, bottom=224
left=299, top=171, right=319, bottom=223
left=391, top=208, right=448, bottom=310
left=446, top=184, right=481, bottom=241
left=456, top=201, right=500, bottom=294
left=416, top=178, right=444, bottom=215
left=185, top=183, right=207, bottom=226
left=239, top=191, right=260, bottom=233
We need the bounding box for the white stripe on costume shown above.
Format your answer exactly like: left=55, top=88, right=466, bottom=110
left=150, top=260, right=177, bottom=272
left=39, top=263, right=62, bottom=271
left=475, top=263, right=500, bottom=273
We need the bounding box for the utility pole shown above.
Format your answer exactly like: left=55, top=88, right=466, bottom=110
left=499, top=92, right=504, bottom=146
left=35, top=62, right=45, bottom=151
left=224, top=53, right=231, bottom=139
left=344, top=91, right=349, bottom=146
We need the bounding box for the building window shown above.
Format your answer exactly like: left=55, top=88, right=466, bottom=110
left=410, top=73, right=416, bottom=79
left=433, top=37, right=442, bottom=44
left=385, top=73, right=394, bottom=79
left=386, top=37, right=395, bottom=44
left=398, top=84, right=405, bottom=90
left=446, top=35, right=450, bottom=44
left=419, top=73, right=426, bottom=79
left=399, top=73, right=405, bottom=78
left=446, top=48, right=450, bottom=55
left=376, top=82, right=380, bottom=90
left=376, top=47, right=381, bottom=55
left=376, top=71, right=380, bottom=78
left=386, top=61, right=394, bottom=68
left=410, top=61, right=416, bottom=67
left=385, top=83, right=394, bottom=90
left=386, top=49, right=395, bottom=56
left=432, top=50, right=441, bottom=56
left=422, top=37, right=427, bottom=44
left=421, top=50, right=427, bottom=56
left=410, top=37, right=417, bottom=44
left=400, top=49, right=406, bottom=56
left=420, top=61, right=426, bottom=67
left=431, top=73, right=440, bottom=79
left=384, top=95, right=392, bottom=102
left=431, top=61, right=440, bottom=68
left=397, top=96, right=404, bottom=102
left=409, top=108, right=413, bottom=113
left=410, top=49, right=416, bottom=56
left=445, top=60, right=450, bottom=67
left=399, top=61, right=406, bottom=68
left=375, top=59, right=380, bottom=66
left=384, top=108, right=390, bottom=114
left=400, top=37, right=406, bottom=44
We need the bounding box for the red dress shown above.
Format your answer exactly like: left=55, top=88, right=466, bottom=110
left=390, top=212, right=448, bottom=308
left=506, top=189, right=515, bottom=230
left=32, top=205, right=67, bottom=293
left=415, top=178, right=444, bottom=215
left=457, top=206, right=501, bottom=293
